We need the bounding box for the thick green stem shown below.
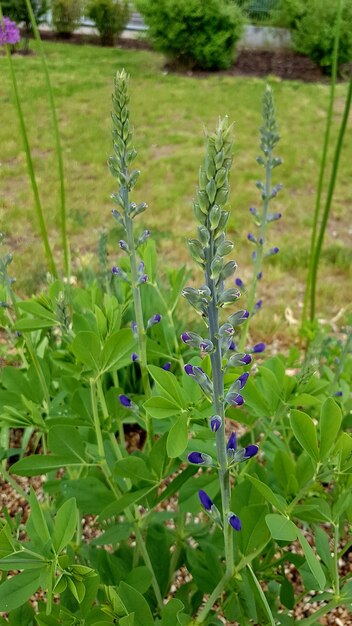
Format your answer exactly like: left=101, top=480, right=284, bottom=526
left=302, top=0, right=342, bottom=328
left=333, top=523, right=340, bottom=597
left=206, top=234, right=233, bottom=578
left=0, top=6, right=57, bottom=277
left=24, top=0, right=70, bottom=278
left=90, top=379, right=163, bottom=610
left=196, top=573, right=231, bottom=624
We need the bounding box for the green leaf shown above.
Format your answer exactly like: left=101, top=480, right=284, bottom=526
left=319, top=398, right=342, bottom=461
left=13, top=318, right=55, bottom=331
left=52, top=498, right=78, bottom=554
left=148, top=365, right=185, bottom=408
left=296, top=528, right=326, bottom=590
left=99, top=485, right=158, bottom=521
left=101, top=329, right=136, bottom=373
left=244, top=475, right=287, bottom=514
left=48, top=425, right=86, bottom=462
left=290, top=409, right=319, bottom=462
left=10, top=455, right=82, bottom=476
left=0, top=569, right=43, bottom=612
left=114, top=457, right=156, bottom=484
left=71, top=331, right=102, bottom=372
left=0, top=551, right=46, bottom=571
left=125, top=567, right=152, bottom=594
left=160, top=599, right=185, bottom=626
left=26, top=488, right=51, bottom=551
left=120, top=615, right=134, bottom=626
left=265, top=514, right=297, bottom=541
left=144, top=396, right=180, bottom=419
left=280, top=577, right=295, bottom=610
left=118, top=582, right=154, bottom=626
left=167, top=415, right=188, bottom=458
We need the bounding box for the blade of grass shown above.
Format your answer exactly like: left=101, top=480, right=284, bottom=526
left=302, top=0, right=342, bottom=330
left=24, top=0, right=71, bottom=278
left=0, top=4, right=57, bottom=277
left=310, top=71, right=352, bottom=323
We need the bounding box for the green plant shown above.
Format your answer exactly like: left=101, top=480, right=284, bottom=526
left=87, top=0, right=129, bottom=45
left=275, top=0, right=352, bottom=72
left=51, top=0, right=82, bottom=35
left=136, top=0, right=245, bottom=70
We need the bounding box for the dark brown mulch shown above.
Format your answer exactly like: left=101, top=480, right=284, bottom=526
left=25, top=29, right=333, bottom=83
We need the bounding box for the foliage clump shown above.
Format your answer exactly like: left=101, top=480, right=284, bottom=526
left=51, top=0, right=82, bottom=36
left=275, top=0, right=352, bottom=73
left=136, top=0, right=245, bottom=70
left=87, top=0, right=130, bottom=46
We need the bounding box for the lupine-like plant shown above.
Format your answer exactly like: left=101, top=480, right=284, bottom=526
left=181, top=117, right=260, bottom=620
left=109, top=70, right=162, bottom=440
left=238, top=86, right=282, bottom=352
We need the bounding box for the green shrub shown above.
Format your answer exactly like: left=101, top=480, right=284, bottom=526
left=136, top=0, right=245, bottom=70
left=51, top=0, right=82, bottom=35
left=275, top=0, right=352, bottom=72
left=87, top=0, right=130, bottom=45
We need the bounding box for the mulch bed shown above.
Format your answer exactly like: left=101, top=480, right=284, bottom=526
left=25, top=29, right=338, bottom=83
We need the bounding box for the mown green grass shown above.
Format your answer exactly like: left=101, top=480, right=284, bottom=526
left=1, top=42, right=351, bottom=343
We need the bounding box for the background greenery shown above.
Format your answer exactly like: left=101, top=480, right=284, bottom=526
left=1, top=42, right=351, bottom=343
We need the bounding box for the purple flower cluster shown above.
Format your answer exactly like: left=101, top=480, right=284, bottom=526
left=0, top=17, right=20, bottom=46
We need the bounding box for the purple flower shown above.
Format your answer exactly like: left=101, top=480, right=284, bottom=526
left=138, top=274, right=148, bottom=284
left=210, top=415, right=222, bottom=432
left=240, top=354, right=252, bottom=365
left=247, top=233, right=257, bottom=243
left=334, top=391, right=343, bottom=397
left=131, top=321, right=138, bottom=337
left=147, top=313, right=161, bottom=327
left=184, top=364, right=194, bottom=376
left=255, top=299, right=263, bottom=310
left=138, top=229, right=150, bottom=244
left=252, top=343, right=266, bottom=353
left=227, top=432, right=237, bottom=451
left=119, top=239, right=129, bottom=251
left=226, top=393, right=244, bottom=406
left=119, top=394, right=132, bottom=408
left=131, top=352, right=139, bottom=362
left=269, top=247, right=279, bottom=255
left=229, top=340, right=236, bottom=351
left=237, top=372, right=249, bottom=389
left=228, top=513, right=242, bottom=531
left=235, top=278, right=244, bottom=288
left=257, top=271, right=263, bottom=280
left=188, top=451, right=212, bottom=465
left=181, top=332, right=192, bottom=344
left=198, top=489, right=213, bottom=511
left=244, top=444, right=259, bottom=459
left=0, top=17, right=20, bottom=45
left=249, top=206, right=258, bottom=216
left=162, top=362, right=171, bottom=371
left=112, top=266, right=120, bottom=275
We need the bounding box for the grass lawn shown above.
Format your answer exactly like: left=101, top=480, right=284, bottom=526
left=0, top=41, right=351, bottom=344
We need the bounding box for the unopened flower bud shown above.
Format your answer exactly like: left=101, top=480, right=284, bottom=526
left=147, top=314, right=162, bottom=328
left=188, top=451, right=213, bottom=465
left=198, top=489, right=214, bottom=511
left=209, top=415, right=222, bottom=432
left=252, top=343, right=266, bottom=353
left=228, top=513, right=242, bottom=531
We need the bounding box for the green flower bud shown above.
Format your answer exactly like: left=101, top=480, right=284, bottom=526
left=214, top=211, right=230, bottom=238
left=215, top=167, right=227, bottom=189
left=188, top=239, right=205, bottom=262
left=206, top=178, right=217, bottom=204
left=210, top=256, right=223, bottom=279
left=193, top=202, right=207, bottom=225
left=218, top=288, right=241, bottom=307
left=198, top=226, right=210, bottom=246
left=215, top=148, right=224, bottom=169
left=198, top=190, right=210, bottom=214
left=199, top=167, right=208, bottom=190
left=220, top=260, right=237, bottom=280
left=216, top=240, right=234, bottom=257
left=209, top=205, right=222, bottom=230
left=215, top=186, right=229, bottom=207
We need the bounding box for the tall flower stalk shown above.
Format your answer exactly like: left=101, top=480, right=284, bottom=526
left=182, top=118, right=258, bottom=619
left=238, top=86, right=282, bottom=352
left=109, top=71, right=160, bottom=441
